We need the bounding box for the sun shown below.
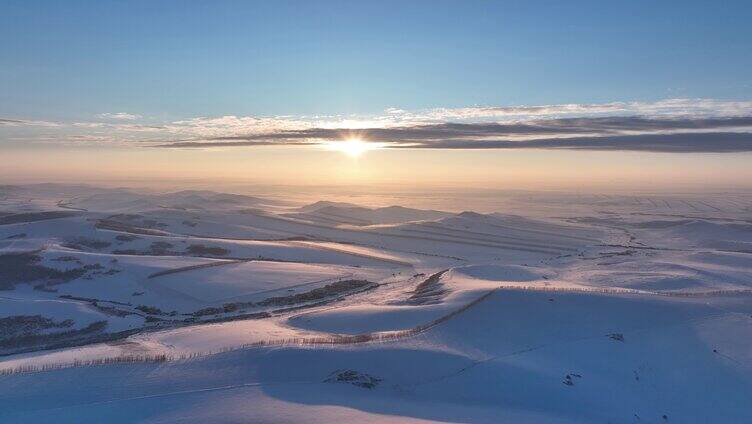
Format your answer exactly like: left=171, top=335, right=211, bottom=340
left=326, top=138, right=379, bottom=157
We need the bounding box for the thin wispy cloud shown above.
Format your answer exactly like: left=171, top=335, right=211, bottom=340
left=0, top=118, right=25, bottom=125
left=97, top=112, right=143, bottom=120
left=381, top=99, right=752, bottom=123
left=0, top=118, right=62, bottom=127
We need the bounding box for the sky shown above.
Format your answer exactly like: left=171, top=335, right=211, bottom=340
left=2, top=0, right=752, bottom=191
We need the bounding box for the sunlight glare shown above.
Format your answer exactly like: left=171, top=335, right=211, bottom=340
left=327, top=138, right=379, bottom=157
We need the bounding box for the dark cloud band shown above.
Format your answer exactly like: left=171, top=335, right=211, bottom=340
left=398, top=132, right=752, bottom=153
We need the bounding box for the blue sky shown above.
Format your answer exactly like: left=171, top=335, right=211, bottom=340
left=2, top=0, right=751, bottom=121
left=3, top=1, right=752, bottom=190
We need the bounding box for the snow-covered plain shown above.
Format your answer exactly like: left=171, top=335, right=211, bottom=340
left=1, top=184, right=752, bottom=423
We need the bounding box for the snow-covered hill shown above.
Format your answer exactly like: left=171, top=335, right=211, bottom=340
left=1, top=184, right=752, bottom=423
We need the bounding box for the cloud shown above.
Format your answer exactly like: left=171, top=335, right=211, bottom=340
left=97, top=112, right=142, bottom=120
left=0, top=118, right=25, bottom=125
left=162, top=115, right=311, bottom=138
left=384, top=98, right=752, bottom=122
left=213, top=115, right=752, bottom=140
left=151, top=98, right=752, bottom=141
left=152, top=115, right=752, bottom=153
left=0, top=118, right=61, bottom=127
left=152, top=140, right=319, bottom=148
left=5, top=98, right=752, bottom=152
left=393, top=132, right=752, bottom=153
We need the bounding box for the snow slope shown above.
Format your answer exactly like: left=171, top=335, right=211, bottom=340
left=2, top=184, right=752, bottom=423
left=2, top=288, right=751, bottom=423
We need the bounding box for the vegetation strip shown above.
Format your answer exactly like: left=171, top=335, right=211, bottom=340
left=0, top=286, right=497, bottom=375
left=147, top=259, right=247, bottom=279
